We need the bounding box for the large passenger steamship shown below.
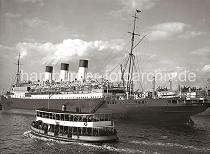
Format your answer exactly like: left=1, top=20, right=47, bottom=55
left=1, top=10, right=210, bottom=124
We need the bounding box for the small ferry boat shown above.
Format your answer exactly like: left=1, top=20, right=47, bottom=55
left=30, top=105, right=118, bottom=142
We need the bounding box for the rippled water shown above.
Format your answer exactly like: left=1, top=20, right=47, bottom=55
left=0, top=111, right=210, bottom=154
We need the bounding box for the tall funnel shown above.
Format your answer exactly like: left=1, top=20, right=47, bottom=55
left=78, top=60, right=88, bottom=82
left=44, top=66, right=53, bottom=81
left=60, top=63, right=69, bottom=81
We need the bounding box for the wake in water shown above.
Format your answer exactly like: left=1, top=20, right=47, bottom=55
left=23, top=130, right=31, bottom=137
left=23, top=131, right=145, bottom=153
left=130, top=140, right=210, bottom=153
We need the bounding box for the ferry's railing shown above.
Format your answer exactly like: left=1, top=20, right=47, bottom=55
left=36, top=110, right=112, bottom=122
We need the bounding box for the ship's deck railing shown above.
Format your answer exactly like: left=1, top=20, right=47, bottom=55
left=35, top=116, right=113, bottom=128
left=36, top=109, right=112, bottom=122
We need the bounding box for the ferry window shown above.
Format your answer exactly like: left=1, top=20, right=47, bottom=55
left=46, top=113, right=49, bottom=118
left=56, top=114, right=60, bottom=120
left=105, top=114, right=109, bottom=121
left=40, top=112, right=43, bottom=117
left=104, top=114, right=107, bottom=121
left=61, top=114, right=64, bottom=120
left=69, top=115, right=73, bottom=121
left=199, top=100, right=204, bottom=103
left=42, top=112, right=45, bottom=118
left=101, top=114, right=105, bottom=121
left=186, top=100, right=191, bottom=104
left=172, top=100, right=177, bottom=104
left=49, top=113, right=52, bottom=119
left=78, top=116, right=82, bottom=122
left=74, top=116, right=78, bottom=121
left=44, top=112, right=47, bottom=118
left=52, top=114, right=55, bottom=119
left=65, top=114, right=69, bottom=121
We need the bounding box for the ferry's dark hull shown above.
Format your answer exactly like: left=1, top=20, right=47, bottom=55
left=31, top=126, right=118, bottom=143
left=1, top=96, right=210, bottom=124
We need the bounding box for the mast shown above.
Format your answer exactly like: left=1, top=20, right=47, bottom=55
left=169, top=79, right=172, bottom=91
left=120, top=64, right=125, bottom=88
left=127, top=9, right=141, bottom=93
left=152, top=76, right=156, bottom=98
left=16, top=52, right=21, bottom=86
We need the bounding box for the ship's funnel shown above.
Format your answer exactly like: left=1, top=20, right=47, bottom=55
left=78, top=59, right=88, bottom=82
left=44, top=66, right=53, bottom=81
left=60, top=63, right=69, bottom=81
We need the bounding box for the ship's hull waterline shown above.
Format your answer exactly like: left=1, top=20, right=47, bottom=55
left=1, top=96, right=209, bottom=124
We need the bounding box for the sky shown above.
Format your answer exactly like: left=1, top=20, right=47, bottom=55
left=0, top=0, right=210, bottom=91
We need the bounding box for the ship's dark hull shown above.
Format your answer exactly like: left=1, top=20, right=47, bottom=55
left=1, top=96, right=209, bottom=124
left=31, top=126, right=118, bottom=143
left=200, top=97, right=210, bottom=115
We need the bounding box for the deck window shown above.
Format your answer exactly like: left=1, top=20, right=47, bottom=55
left=172, top=100, right=177, bottom=104
left=61, top=114, right=64, bottom=120
left=65, top=114, right=69, bottom=121
left=52, top=114, right=55, bottom=119
left=56, top=114, right=60, bottom=120
left=49, top=113, right=52, bottom=119
left=46, top=113, right=49, bottom=118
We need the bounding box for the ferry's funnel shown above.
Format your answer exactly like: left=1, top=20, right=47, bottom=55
left=78, top=60, right=88, bottom=82
left=60, top=63, right=69, bottom=81
left=44, top=66, right=53, bottom=81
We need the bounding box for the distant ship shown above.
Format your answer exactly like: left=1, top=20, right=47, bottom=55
left=1, top=10, right=210, bottom=124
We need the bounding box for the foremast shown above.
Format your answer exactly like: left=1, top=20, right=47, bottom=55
left=126, top=9, right=141, bottom=94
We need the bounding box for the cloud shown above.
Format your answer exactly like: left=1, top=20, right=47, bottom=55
left=22, top=17, right=48, bottom=28
left=4, top=12, right=21, bottom=18
left=138, top=52, right=157, bottom=62
left=121, top=0, right=157, bottom=10
left=148, top=22, right=188, bottom=41
left=0, top=44, right=16, bottom=62
left=16, top=39, right=125, bottom=68
left=202, top=65, right=210, bottom=72
left=15, top=0, right=44, bottom=7
left=191, top=46, right=210, bottom=56
left=178, top=31, right=204, bottom=39
left=0, top=44, right=15, bottom=51
left=109, top=0, right=158, bottom=18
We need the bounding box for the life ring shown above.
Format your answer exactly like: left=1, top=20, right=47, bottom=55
left=84, top=122, right=87, bottom=126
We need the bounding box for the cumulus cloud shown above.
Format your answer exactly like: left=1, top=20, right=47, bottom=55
left=148, top=22, right=188, bottom=41
left=191, top=46, right=210, bottom=56
left=202, top=65, right=210, bottom=72
left=16, top=39, right=125, bottom=68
